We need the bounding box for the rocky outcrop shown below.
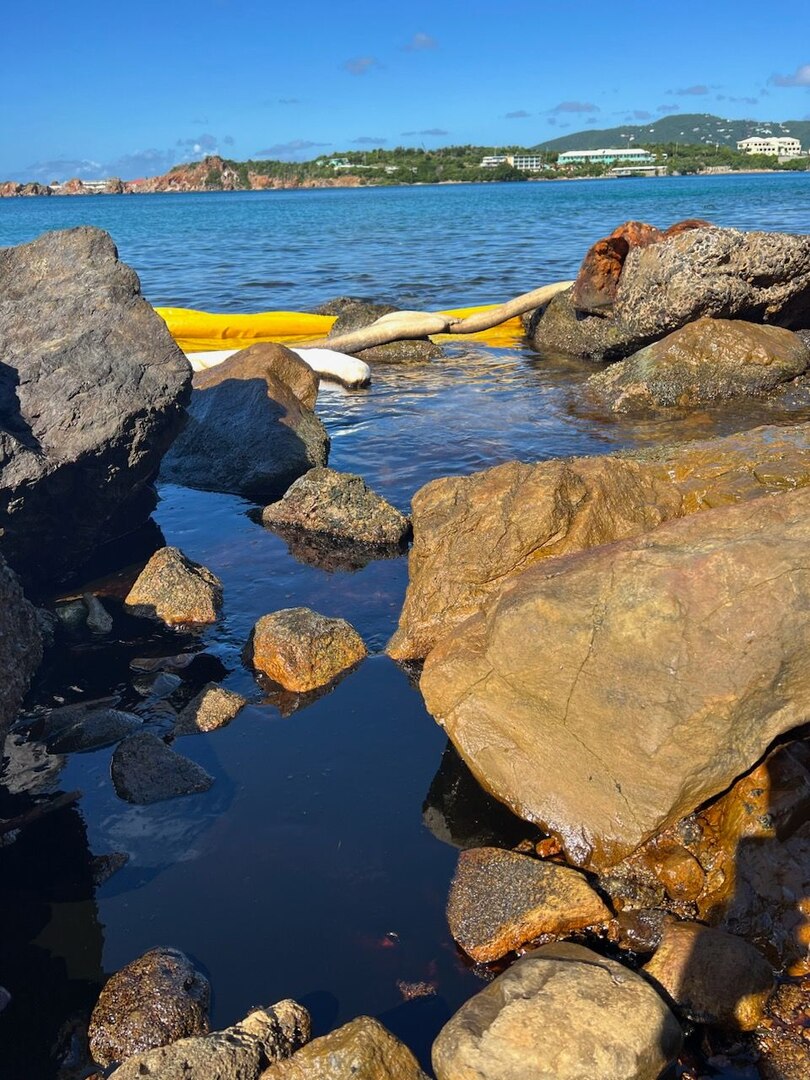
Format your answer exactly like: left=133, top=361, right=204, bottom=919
left=160, top=360, right=329, bottom=502
left=388, top=422, right=810, bottom=660
left=124, top=547, right=223, bottom=626
left=432, top=942, right=682, bottom=1080
left=244, top=608, right=367, bottom=692
left=446, top=847, right=611, bottom=962
left=571, top=220, right=665, bottom=313
left=195, top=343, right=320, bottom=410
left=260, top=1016, right=428, bottom=1079
left=0, top=554, right=43, bottom=741
left=588, top=319, right=810, bottom=412
left=261, top=468, right=410, bottom=548
left=643, top=920, right=774, bottom=1031
left=530, top=227, right=810, bottom=360
left=174, top=683, right=247, bottom=734
left=421, top=487, right=810, bottom=869
left=89, top=947, right=210, bottom=1068
left=327, top=299, right=444, bottom=364
left=0, top=227, right=191, bottom=585
left=109, top=1002, right=311, bottom=1080
left=111, top=732, right=214, bottom=803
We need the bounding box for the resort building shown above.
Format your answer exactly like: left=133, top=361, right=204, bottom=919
left=736, top=136, right=802, bottom=157
left=556, top=148, right=656, bottom=167
left=479, top=154, right=547, bottom=171
left=480, top=155, right=510, bottom=168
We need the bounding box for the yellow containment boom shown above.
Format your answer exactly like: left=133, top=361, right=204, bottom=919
left=156, top=304, right=526, bottom=353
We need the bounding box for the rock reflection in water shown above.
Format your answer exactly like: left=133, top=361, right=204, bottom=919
left=265, top=524, right=407, bottom=575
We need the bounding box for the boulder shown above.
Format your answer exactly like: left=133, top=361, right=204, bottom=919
left=244, top=608, right=367, bottom=692
left=260, top=1016, right=427, bottom=1079
left=527, top=287, right=643, bottom=361
left=39, top=702, right=142, bottom=753
left=643, top=920, right=774, bottom=1031
left=109, top=1002, right=310, bottom=1080
left=588, top=319, right=810, bottom=412
left=0, top=227, right=191, bottom=585
left=160, top=368, right=329, bottom=502
left=89, top=947, right=210, bottom=1068
left=261, top=468, right=410, bottom=548
left=328, top=299, right=443, bottom=364
left=174, top=683, right=247, bottom=734
left=572, top=221, right=663, bottom=314
left=111, top=732, right=214, bottom=804
left=195, top=343, right=320, bottom=410
left=387, top=422, right=810, bottom=660
left=124, top=546, right=223, bottom=626
left=431, top=942, right=682, bottom=1080
left=421, top=487, right=810, bottom=869
left=0, top=554, right=43, bottom=741
left=446, top=847, right=611, bottom=962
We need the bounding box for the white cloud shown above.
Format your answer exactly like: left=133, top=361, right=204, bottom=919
left=770, top=63, right=810, bottom=87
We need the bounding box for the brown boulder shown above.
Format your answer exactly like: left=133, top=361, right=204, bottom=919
left=572, top=221, right=662, bottom=313
left=387, top=422, right=810, bottom=661
left=588, top=318, right=810, bottom=412
left=173, top=683, right=247, bottom=734
left=260, top=1016, right=428, bottom=1079
left=124, top=546, right=222, bottom=626
left=447, top=847, right=611, bottom=962
left=195, top=342, right=320, bottom=410
left=89, top=947, right=210, bottom=1067
left=245, top=607, right=367, bottom=692
left=643, top=920, right=774, bottom=1031
left=421, top=488, right=810, bottom=869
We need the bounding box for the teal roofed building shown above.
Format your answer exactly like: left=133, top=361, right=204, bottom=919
left=557, top=148, right=656, bottom=166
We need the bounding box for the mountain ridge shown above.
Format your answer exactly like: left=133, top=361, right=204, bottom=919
left=535, top=113, right=810, bottom=152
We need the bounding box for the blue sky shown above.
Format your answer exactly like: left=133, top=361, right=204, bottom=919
left=4, top=0, right=810, bottom=180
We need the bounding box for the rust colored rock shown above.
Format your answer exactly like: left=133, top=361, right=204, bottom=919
left=387, top=422, right=810, bottom=661
left=662, top=218, right=712, bottom=238
left=125, top=547, right=223, bottom=627
left=89, top=947, right=210, bottom=1067
left=174, top=683, right=247, bottom=734
left=572, top=221, right=661, bottom=314
left=755, top=979, right=810, bottom=1080
left=447, top=847, right=611, bottom=962
left=195, top=342, right=320, bottom=411
left=588, top=318, right=810, bottom=412
left=421, top=488, right=810, bottom=870
left=245, top=607, right=367, bottom=692
left=260, top=1016, right=428, bottom=1079
left=643, top=920, right=774, bottom=1031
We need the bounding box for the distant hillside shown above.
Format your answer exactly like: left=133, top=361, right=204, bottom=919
left=536, top=113, right=810, bottom=152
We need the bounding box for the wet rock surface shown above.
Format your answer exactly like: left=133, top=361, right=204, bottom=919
left=194, top=342, right=320, bottom=411
left=111, top=732, right=214, bottom=803
left=643, top=919, right=774, bottom=1031
left=88, top=947, right=210, bottom=1068
left=447, top=847, right=611, bottom=962
left=160, top=367, right=329, bottom=502
left=261, top=1015, right=428, bottom=1079
left=421, top=488, right=810, bottom=869
left=432, top=942, right=682, bottom=1080
left=328, top=299, right=443, bottom=364
left=173, top=683, right=247, bottom=734
left=245, top=607, right=367, bottom=692
left=108, top=1001, right=310, bottom=1079
left=0, top=554, right=43, bottom=741
left=261, top=467, right=410, bottom=547
left=755, top=978, right=810, bottom=1080
left=0, top=227, right=191, bottom=585
left=388, top=422, right=810, bottom=660
left=37, top=702, right=142, bottom=753
left=588, top=318, right=810, bottom=412
left=124, top=546, right=223, bottom=626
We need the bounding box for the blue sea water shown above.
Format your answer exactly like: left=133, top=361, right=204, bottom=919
left=1, top=176, right=809, bottom=1078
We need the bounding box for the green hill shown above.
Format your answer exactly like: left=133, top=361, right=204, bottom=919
left=536, top=113, right=810, bottom=152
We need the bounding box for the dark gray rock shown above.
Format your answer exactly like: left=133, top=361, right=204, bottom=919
left=0, top=554, right=42, bottom=741
left=160, top=372, right=329, bottom=502
left=528, top=287, right=645, bottom=361
left=89, top=946, right=210, bottom=1068
left=0, top=227, right=191, bottom=585
left=111, top=732, right=214, bottom=803
left=41, top=703, right=142, bottom=753
left=328, top=299, right=444, bottom=364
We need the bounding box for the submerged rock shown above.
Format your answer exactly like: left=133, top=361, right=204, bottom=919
left=643, top=920, right=774, bottom=1031
left=446, top=847, right=611, bottom=962
left=111, top=732, right=214, bottom=804
left=109, top=1002, right=310, bottom=1080
left=328, top=299, right=443, bottom=364
left=588, top=318, right=810, bottom=412
left=261, top=1015, right=428, bottom=1079
left=174, top=683, right=247, bottom=734
left=0, top=553, right=43, bottom=741
left=40, top=702, right=142, bottom=753
left=245, top=608, right=367, bottom=693
left=89, top=947, right=210, bottom=1068
left=432, top=942, right=682, bottom=1080
left=0, top=227, right=191, bottom=585
left=388, top=422, right=810, bottom=661
left=194, top=342, right=320, bottom=410
left=421, top=488, right=810, bottom=869
left=124, top=546, right=223, bottom=626
left=261, top=468, right=410, bottom=547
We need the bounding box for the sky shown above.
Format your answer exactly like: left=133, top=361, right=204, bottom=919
left=3, top=0, right=810, bottom=181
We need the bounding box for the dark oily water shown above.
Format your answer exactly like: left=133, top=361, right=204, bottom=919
left=1, top=180, right=808, bottom=1079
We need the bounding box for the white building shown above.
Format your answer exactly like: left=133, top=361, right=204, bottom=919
left=480, top=154, right=547, bottom=171
left=480, top=155, right=510, bottom=167
left=557, top=148, right=656, bottom=166
left=736, top=136, right=802, bottom=157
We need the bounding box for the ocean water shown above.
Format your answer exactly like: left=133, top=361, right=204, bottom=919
left=1, top=176, right=809, bottom=1078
